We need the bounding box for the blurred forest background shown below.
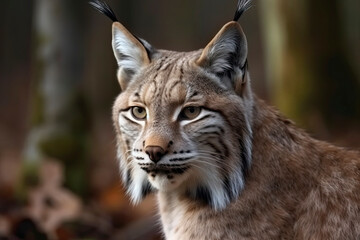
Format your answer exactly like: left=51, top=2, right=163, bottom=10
left=0, top=0, right=359, bottom=239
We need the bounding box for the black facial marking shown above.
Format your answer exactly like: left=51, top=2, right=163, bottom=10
left=125, top=171, right=132, bottom=189
left=123, top=115, right=138, bottom=125
left=141, top=181, right=153, bottom=198
left=188, top=91, right=198, bottom=99
left=223, top=176, right=234, bottom=201
left=218, top=138, right=229, bottom=158
left=199, top=125, right=225, bottom=134
left=194, top=186, right=212, bottom=206
left=141, top=167, right=150, bottom=173
left=171, top=167, right=190, bottom=174
left=201, top=131, right=221, bottom=137
left=161, top=63, right=171, bottom=71
left=204, top=141, right=222, bottom=154
left=155, top=56, right=168, bottom=71
left=159, top=163, right=187, bottom=168
left=180, top=65, right=184, bottom=75
left=191, top=114, right=215, bottom=125
left=238, top=138, right=250, bottom=178
left=169, top=157, right=192, bottom=162
left=138, top=163, right=151, bottom=166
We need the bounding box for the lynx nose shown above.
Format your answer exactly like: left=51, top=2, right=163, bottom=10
left=145, top=146, right=165, bottom=163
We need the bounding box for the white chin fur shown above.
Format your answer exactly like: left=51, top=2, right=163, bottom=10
left=148, top=171, right=189, bottom=192
left=127, top=166, right=149, bottom=204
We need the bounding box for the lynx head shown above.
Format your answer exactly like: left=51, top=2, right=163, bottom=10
left=90, top=0, right=253, bottom=210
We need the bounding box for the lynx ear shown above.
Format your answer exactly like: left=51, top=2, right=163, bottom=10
left=112, top=22, right=152, bottom=90
left=196, top=21, right=247, bottom=83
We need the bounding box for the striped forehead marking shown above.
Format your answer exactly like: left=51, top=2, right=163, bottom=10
left=150, top=57, right=185, bottom=105
left=131, top=52, right=199, bottom=105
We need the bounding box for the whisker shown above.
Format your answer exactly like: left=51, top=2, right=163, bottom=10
left=191, top=159, right=226, bottom=171
left=192, top=158, right=222, bottom=169
left=195, top=154, right=234, bottom=170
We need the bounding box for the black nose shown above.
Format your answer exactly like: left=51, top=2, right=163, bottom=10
left=145, top=146, right=165, bottom=163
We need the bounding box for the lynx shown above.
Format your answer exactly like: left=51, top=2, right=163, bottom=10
left=90, top=0, right=360, bottom=239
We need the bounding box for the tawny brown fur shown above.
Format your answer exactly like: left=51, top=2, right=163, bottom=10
left=103, top=5, right=360, bottom=240
left=157, top=98, right=360, bottom=239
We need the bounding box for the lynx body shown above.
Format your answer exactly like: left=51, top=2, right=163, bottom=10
left=90, top=0, right=360, bottom=239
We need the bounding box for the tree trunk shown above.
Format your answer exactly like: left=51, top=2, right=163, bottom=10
left=21, top=0, right=88, bottom=197
left=259, top=0, right=360, bottom=135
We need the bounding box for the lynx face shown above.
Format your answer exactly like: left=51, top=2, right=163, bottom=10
left=111, top=21, right=253, bottom=209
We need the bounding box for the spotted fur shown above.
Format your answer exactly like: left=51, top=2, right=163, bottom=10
left=91, top=0, right=360, bottom=239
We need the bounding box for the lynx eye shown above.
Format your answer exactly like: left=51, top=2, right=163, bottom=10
left=131, top=106, right=147, bottom=120
left=181, top=106, right=201, bottom=120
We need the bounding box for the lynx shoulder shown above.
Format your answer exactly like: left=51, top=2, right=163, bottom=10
left=90, top=0, right=360, bottom=239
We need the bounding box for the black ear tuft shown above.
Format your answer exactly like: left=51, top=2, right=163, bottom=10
left=89, top=0, right=118, bottom=22
left=233, top=0, right=252, bottom=22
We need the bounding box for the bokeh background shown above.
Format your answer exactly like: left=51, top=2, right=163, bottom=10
left=0, top=0, right=359, bottom=239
